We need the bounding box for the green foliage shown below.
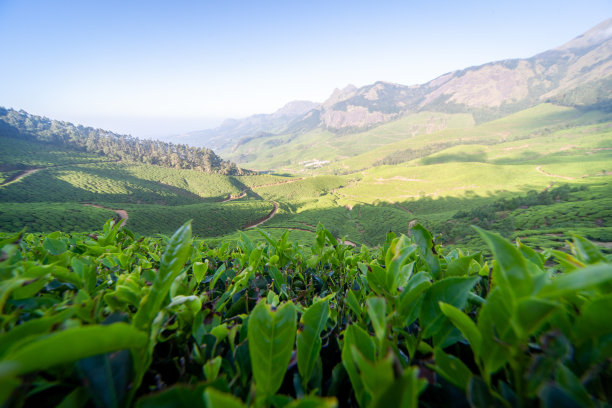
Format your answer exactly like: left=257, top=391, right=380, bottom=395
left=0, top=220, right=611, bottom=407
left=0, top=108, right=249, bottom=174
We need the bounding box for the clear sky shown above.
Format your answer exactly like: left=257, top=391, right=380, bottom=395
left=0, top=0, right=610, bottom=138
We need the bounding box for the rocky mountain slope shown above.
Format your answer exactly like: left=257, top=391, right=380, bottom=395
left=180, top=19, right=612, bottom=154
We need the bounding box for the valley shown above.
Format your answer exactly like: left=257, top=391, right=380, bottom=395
left=1, top=102, right=610, bottom=255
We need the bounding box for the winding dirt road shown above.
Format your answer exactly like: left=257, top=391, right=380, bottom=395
left=536, top=165, right=575, bottom=180
left=0, top=168, right=41, bottom=187
left=82, top=203, right=129, bottom=227
left=244, top=201, right=279, bottom=229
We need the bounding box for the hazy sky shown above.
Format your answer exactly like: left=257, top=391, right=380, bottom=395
left=0, top=1, right=610, bottom=138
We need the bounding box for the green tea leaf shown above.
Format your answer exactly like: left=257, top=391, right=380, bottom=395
left=420, top=276, right=479, bottom=339
left=431, top=348, right=473, bottom=390
left=515, top=298, right=558, bottom=338
left=297, top=296, right=330, bottom=384
left=411, top=225, right=441, bottom=279
left=192, top=261, right=208, bottom=283
left=538, top=263, right=612, bottom=298
left=133, top=221, right=192, bottom=330
left=575, top=295, right=612, bottom=339
left=445, top=255, right=477, bottom=277
left=136, top=384, right=209, bottom=408
left=477, top=288, right=516, bottom=375
left=474, top=227, right=533, bottom=298
left=341, top=325, right=376, bottom=407
left=285, top=396, right=338, bottom=408
left=439, top=302, right=482, bottom=355
left=571, top=235, right=606, bottom=265
left=43, top=237, right=67, bottom=255
left=203, top=388, right=246, bottom=408
left=366, top=297, right=387, bottom=344
left=351, top=347, right=394, bottom=402
left=248, top=300, right=297, bottom=398
left=346, top=289, right=362, bottom=319
left=0, top=323, right=147, bottom=378
left=371, top=366, right=427, bottom=408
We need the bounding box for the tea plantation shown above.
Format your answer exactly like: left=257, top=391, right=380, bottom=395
left=0, top=221, right=610, bottom=407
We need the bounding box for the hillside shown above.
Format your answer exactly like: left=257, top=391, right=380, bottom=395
left=0, top=108, right=248, bottom=175
left=178, top=19, right=612, bottom=172
left=1, top=101, right=611, bottom=255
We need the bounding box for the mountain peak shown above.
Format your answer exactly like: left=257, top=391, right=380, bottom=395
left=273, top=100, right=320, bottom=117
left=556, top=18, right=612, bottom=51
left=323, top=84, right=358, bottom=108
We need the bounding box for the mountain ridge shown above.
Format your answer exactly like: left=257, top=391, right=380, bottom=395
left=178, top=18, right=612, bottom=156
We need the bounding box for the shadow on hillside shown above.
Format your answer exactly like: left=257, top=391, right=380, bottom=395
left=0, top=164, right=234, bottom=205
left=260, top=180, right=611, bottom=249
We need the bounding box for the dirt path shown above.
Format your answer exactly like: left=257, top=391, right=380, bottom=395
left=0, top=168, right=41, bottom=187
left=250, top=178, right=305, bottom=189
left=244, top=201, right=279, bottom=229
left=264, top=226, right=316, bottom=233
left=82, top=203, right=129, bottom=227
left=536, top=165, right=575, bottom=180
left=337, top=239, right=357, bottom=247
left=221, top=190, right=247, bottom=202
left=1, top=160, right=120, bottom=188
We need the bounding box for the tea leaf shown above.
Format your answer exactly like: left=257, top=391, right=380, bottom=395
left=248, top=300, right=297, bottom=398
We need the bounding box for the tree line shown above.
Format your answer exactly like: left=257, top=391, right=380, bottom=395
left=0, top=107, right=252, bottom=175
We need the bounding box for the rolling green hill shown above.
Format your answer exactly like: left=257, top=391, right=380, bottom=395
left=2, top=103, right=611, bottom=254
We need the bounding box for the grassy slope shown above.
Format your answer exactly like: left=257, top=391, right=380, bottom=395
left=0, top=145, right=279, bottom=235
left=227, top=111, right=475, bottom=171
left=2, top=103, right=611, bottom=252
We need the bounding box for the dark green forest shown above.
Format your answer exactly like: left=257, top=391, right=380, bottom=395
left=0, top=108, right=249, bottom=175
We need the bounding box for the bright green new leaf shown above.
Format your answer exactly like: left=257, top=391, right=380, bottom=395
left=297, top=296, right=331, bottom=384
left=538, top=263, right=612, bottom=298
left=285, top=396, right=338, bottom=408
left=446, top=255, right=477, bottom=277
left=0, top=309, right=74, bottom=359
left=203, top=356, right=222, bottom=381
left=192, top=261, right=208, bottom=283
left=0, top=323, right=147, bottom=378
left=248, top=300, right=297, bottom=399
left=133, top=221, right=192, bottom=330
left=571, top=235, right=606, bottom=265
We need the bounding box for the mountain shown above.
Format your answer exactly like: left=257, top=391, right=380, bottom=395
left=178, top=19, right=612, bottom=167
left=174, top=100, right=320, bottom=151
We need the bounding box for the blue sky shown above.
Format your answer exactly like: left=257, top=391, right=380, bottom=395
left=0, top=0, right=610, bottom=138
